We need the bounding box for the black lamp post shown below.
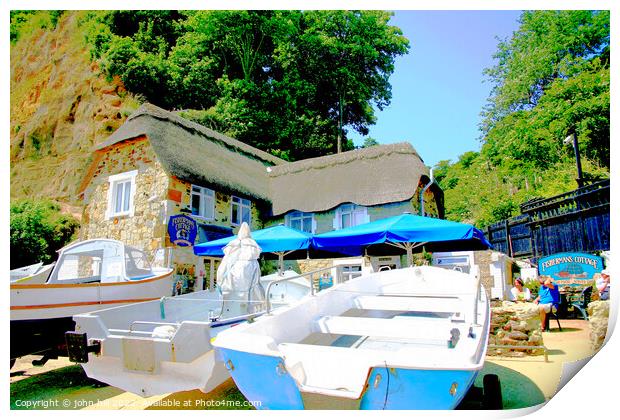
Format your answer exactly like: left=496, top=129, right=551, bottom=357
left=563, top=132, right=584, bottom=188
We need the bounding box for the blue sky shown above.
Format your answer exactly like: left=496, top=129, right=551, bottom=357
left=349, top=10, right=523, bottom=167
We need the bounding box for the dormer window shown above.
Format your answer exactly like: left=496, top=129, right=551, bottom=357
left=334, top=204, right=368, bottom=230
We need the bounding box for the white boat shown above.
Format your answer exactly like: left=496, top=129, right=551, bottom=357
left=68, top=222, right=292, bottom=397
left=10, top=262, right=55, bottom=284
left=10, top=239, right=173, bottom=364
left=69, top=289, right=264, bottom=397
left=213, top=265, right=490, bottom=410
left=260, top=270, right=311, bottom=307
left=67, top=270, right=312, bottom=397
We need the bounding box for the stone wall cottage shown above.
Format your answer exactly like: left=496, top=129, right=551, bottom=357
left=78, top=103, right=443, bottom=290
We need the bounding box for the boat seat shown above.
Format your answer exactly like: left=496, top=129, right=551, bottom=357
left=278, top=343, right=385, bottom=398
left=353, top=295, right=464, bottom=317
left=315, top=316, right=461, bottom=346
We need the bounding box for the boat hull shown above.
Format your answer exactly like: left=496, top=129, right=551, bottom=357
left=10, top=270, right=173, bottom=361
left=218, top=348, right=479, bottom=410
left=214, top=266, right=490, bottom=410
left=10, top=270, right=174, bottom=321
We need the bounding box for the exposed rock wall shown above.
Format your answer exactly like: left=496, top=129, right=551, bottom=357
left=10, top=12, right=138, bottom=206
left=488, top=301, right=545, bottom=356
left=588, top=300, right=610, bottom=351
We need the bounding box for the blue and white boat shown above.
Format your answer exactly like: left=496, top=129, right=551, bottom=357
left=213, top=265, right=490, bottom=409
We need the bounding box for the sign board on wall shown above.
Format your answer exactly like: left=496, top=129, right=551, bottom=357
left=168, top=214, right=198, bottom=247
left=538, top=252, right=603, bottom=287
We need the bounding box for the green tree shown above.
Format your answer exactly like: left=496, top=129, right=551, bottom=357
left=434, top=11, right=610, bottom=227
left=284, top=11, right=409, bottom=153
left=362, top=137, right=379, bottom=148
left=83, top=10, right=409, bottom=161
left=10, top=200, right=80, bottom=269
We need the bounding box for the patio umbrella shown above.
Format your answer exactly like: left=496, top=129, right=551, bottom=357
left=312, top=213, right=492, bottom=266
left=194, top=224, right=313, bottom=273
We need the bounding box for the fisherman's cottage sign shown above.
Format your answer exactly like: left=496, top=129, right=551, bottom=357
left=538, top=252, right=604, bottom=286
left=168, top=214, right=198, bottom=247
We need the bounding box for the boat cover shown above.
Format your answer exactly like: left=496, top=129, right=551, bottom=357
left=216, top=223, right=265, bottom=309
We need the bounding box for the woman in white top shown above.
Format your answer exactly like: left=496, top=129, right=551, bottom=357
left=510, top=278, right=532, bottom=302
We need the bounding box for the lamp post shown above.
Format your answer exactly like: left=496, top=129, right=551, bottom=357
left=563, top=132, right=584, bottom=188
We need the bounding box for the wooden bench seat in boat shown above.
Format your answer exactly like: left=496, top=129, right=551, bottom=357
left=352, top=295, right=464, bottom=316
left=314, top=315, right=460, bottom=346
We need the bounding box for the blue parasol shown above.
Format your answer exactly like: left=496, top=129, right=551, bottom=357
left=312, top=213, right=491, bottom=266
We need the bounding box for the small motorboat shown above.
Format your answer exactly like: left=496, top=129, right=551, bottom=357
left=213, top=265, right=490, bottom=410
left=66, top=222, right=283, bottom=397
left=10, top=239, right=174, bottom=365
left=68, top=289, right=262, bottom=396
left=10, top=261, right=55, bottom=284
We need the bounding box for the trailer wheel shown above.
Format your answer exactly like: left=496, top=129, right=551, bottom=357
left=482, top=374, right=502, bottom=410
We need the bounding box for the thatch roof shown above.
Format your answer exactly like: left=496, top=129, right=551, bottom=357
left=94, top=104, right=285, bottom=201
left=89, top=104, right=439, bottom=216
left=268, top=143, right=431, bottom=215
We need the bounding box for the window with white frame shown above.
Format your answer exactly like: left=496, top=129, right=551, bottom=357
left=231, top=196, right=252, bottom=226
left=334, top=204, right=368, bottom=229
left=285, top=211, right=315, bottom=233
left=106, top=170, right=137, bottom=219
left=340, top=264, right=363, bottom=282
left=191, top=185, right=215, bottom=220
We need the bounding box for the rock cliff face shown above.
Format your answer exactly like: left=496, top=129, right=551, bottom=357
left=10, top=12, right=139, bottom=210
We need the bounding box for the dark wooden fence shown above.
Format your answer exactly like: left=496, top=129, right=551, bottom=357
left=487, top=179, right=610, bottom=261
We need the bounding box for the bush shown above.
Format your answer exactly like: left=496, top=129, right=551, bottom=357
left=10, top=199, right=80, bottom=269
left=524, top=279, right=541, bottom=296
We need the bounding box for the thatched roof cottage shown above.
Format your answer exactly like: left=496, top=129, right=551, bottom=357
left=79, top=103, right=443, bottom=287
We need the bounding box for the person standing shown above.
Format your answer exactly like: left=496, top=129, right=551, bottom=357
left=597, top=269, right=610, bottom=300
left=533, top=277, right=560, bottom=331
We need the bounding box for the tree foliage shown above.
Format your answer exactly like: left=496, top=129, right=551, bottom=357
left=83, top=10, right=409, bottom=160
left=437, top=11, right=610, bottom=227
left=10, top=200, right=80, bottom=269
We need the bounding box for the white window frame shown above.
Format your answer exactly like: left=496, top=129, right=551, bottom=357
left=106, top=170, right=137, bottom=219
left=333, top=204, right=369, bottom=230
left=231, top=195, right=252, bottom=226
left=190, top=185, right=215, bottom=220
left=331, top=257, right=370, bottom=285
left=285, top=211, right=316, bottom=234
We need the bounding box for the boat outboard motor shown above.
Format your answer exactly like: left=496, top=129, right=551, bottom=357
left=216, top=223, right=266, bottom=318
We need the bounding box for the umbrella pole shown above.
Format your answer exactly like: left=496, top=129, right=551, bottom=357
left=278, top=252, right=284, bottom=276
left=406, top=244, right=413, bottom=267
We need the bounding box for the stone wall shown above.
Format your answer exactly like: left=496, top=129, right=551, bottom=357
left=81, top=137, right=168, bottom=257
left=487, top=301, right=544, bottom=357
left=474, top=251, right=494, bottom=297
left=588, top=300, right=610, bottom=351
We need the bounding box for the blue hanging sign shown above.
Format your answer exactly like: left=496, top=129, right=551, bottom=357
left=538, top=252, right=603, bottom=286
left=168, top=214, right=198, bottom=247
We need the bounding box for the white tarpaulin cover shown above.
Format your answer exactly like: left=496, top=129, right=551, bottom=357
left=216, top=223, right=265, bottom=309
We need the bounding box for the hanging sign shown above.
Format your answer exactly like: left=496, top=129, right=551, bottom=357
left=168, top=214, right=198, bottom=247
left=538, top=252, right=603, bottom=286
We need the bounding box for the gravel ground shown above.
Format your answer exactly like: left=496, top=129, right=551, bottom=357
left=10, top=319, right=598, bottom=410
